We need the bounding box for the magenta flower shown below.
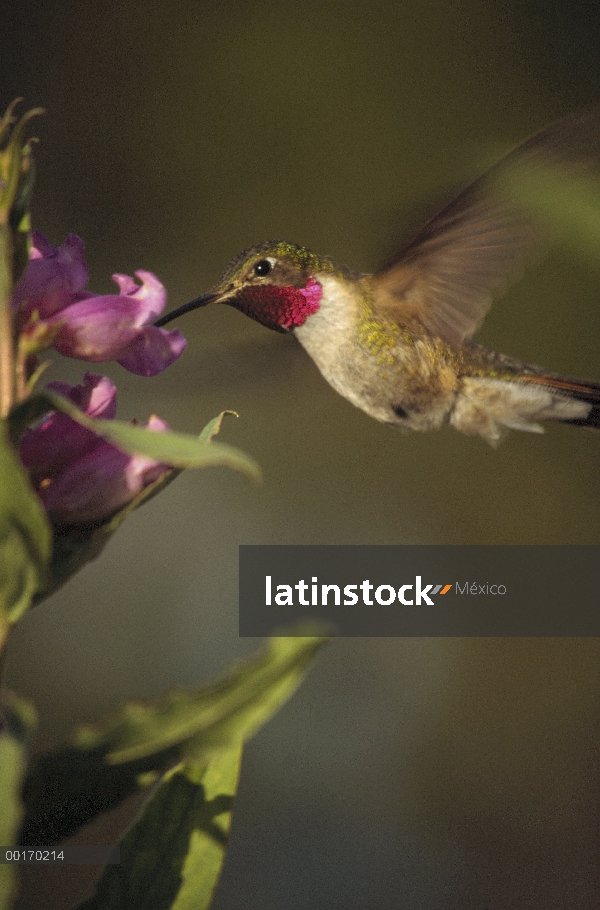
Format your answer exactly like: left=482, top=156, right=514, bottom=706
left=20, top=373, right=171, bottom=528
left=13, top=233, right=186, bottom=376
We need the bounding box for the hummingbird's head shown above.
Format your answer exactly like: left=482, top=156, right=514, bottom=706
left=156, top=241, right=336, bottom=333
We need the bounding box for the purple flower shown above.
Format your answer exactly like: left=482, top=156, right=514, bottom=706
left=13, top=233, right=186, bottom=377
left=20, top=373, right=171, bottom=528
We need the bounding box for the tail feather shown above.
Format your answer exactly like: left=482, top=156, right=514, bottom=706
left=522, top=374, right=600, bottom=429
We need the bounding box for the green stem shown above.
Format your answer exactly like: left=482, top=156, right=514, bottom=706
left=0, top=224, right=15, bottom=419
left=0, top=631, right=8, bottom=688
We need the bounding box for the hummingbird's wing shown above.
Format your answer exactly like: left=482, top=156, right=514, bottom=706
left=371, top=105, right=600, bottom=348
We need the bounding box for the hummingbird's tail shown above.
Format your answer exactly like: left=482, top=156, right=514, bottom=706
left=451, top=367, right=600, bottom=442
left=521, top=374, right=600, bottom=430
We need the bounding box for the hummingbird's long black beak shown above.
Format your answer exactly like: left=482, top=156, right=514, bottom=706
left=154, top=291, right=218, bottom=328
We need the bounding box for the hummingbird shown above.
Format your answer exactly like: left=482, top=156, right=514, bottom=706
left=156, top=106, right=600, bottom=444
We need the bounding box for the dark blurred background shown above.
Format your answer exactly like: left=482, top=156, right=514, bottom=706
left=3, top=1, right=600, bottom=907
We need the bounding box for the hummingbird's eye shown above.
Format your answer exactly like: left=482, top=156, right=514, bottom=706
left=253, top=259, right=273, bottom=277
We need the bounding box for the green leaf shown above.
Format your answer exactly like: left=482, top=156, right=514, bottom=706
left=0, top=695, right=36, bottom=910
left=76, top=747, right=242, bottom=910
left=20, top=741, right=179, bottom=848
left=0, top=101, right=41, bottom=304
left=21, top=630, right=328, bottom=847
left=113, top=409, right=241, bottom=516
left=197, top=410, right=238, bottom=444
left=0, top=120, right=50, bottom=632
left=0, top=421, right=50, bottom=640
left=10, top=392, right=261, bottom=481
left=0, top=102, right=42, bottom=230
left=76, top=630, right=328, bottom=764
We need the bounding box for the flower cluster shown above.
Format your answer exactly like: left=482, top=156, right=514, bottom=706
left=14, top=234, right=182, bottom=528
left=13, top=233, right=186, bottom=376
left=19, top=373, right=170, bottom=528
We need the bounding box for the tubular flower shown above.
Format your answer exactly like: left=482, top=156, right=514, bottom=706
left=12, top=232, right=186, bottom=376
left=19, top=373, right=171, bottom=528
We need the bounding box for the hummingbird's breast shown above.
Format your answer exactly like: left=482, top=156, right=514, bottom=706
left=293, top=273, right=460, bottom=429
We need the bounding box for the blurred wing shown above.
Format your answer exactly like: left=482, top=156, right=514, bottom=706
left=372, top=105, right=600, bottom=347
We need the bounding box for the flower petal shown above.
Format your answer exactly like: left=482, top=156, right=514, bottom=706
left=39, top=414, right=170, bottom=527
left=19, top=374, right=118, bottom=482
left=20, top=413, right=104, bottom=485
left=51, top=297, right=144, bottom=360
left=47, top=373, right=117, bottom=419
left=117, top=325, right=187, bottom=377
left=50, top=277, right=183, bottom=374
left=41, top=442, right=138, bottom=526
left=111, top=270, right=167, bottom=325
left=21, top=373, right=171, bottom=527
left=13, top=233, right=88, bottom=320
